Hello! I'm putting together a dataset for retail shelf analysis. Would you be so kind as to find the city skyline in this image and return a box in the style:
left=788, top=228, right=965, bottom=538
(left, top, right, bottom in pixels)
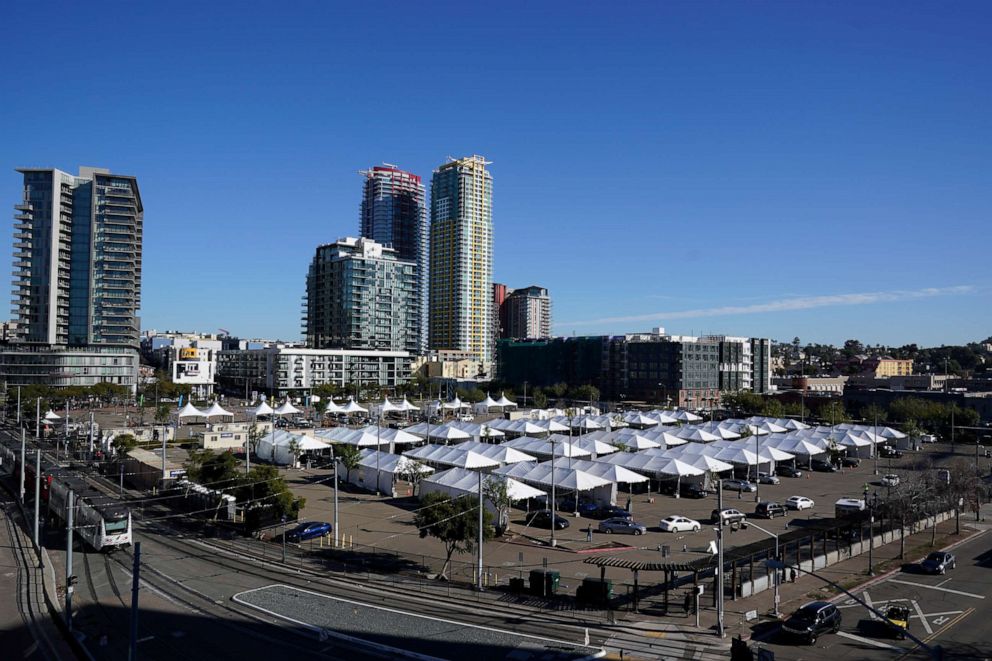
left=2, top=3, right=989, bottom=347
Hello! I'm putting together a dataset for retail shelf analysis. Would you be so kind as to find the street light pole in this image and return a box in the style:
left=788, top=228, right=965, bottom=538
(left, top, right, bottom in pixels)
left=742, top=519, right=780, bottom=617
left=477, top=469, right=484, bottom=590
left=550, top=435, right=557, bottom=548
left=333, top=448, right=339, bottom=548
left=715, top=524, right=725, bottom=638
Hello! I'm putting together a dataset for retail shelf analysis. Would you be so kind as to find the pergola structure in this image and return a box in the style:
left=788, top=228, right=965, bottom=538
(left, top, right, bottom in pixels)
left=583, top=556, right=701, bottom=613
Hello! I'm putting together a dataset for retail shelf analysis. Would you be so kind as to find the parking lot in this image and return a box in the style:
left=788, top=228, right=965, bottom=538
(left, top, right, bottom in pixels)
left=752, top=528, right=992, bottom=659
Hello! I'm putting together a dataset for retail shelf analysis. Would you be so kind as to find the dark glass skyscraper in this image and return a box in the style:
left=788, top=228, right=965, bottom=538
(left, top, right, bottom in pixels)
left=360, top=165, right=427, bottom=354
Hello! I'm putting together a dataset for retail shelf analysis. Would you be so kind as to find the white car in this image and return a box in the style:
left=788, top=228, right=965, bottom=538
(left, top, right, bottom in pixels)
left=881, top=474, right=900, bottom=487
left=659, top=515, right=701, bottom=533
left=786, top=496, right=815, bottom=510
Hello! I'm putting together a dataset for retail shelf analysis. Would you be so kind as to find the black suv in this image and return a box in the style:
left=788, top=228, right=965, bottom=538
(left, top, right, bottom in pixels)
left=778, top=465, right=803, bottom=478
left=879, top=446, right=904, bottom=459
left=754, top=501, right=787, bottom=519
left=525, top=510, right=570, bottom=530
left=810, top=459, right=838, bottom=473
left=781, top=601, right=842, bottom=644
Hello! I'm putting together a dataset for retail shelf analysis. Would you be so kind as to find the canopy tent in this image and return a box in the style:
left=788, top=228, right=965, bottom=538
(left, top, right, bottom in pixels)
left=674, top=427, right=723, bottom=443
left=452, top=441, right=537, bottom=465
left=340, top=398, right=368, bottom=414
left=532, top=418, right=570, bottom=434
left=494, top=463, right=615, bottom=505
left=549, top=434, right=619, bottom=458
left=255, top=430, right=329, bottom=465
left=323, top=400, right=345, bottom=415
left=398, top=398, right=420, bottom=412
left=315, top=425, right=421, bottom=448
left=831, top=431, right=876, bottom=458
left=567, top=415, right=605, bottom=432
left=645, top=410, right=680, bottom=426
left=203, top=402, right=233, bottom=419
left=565, top=459, right=650, bottom=485
left=369, top=398, right=404, bottom=417
left=597, top=452, right=705, bottom=491
left=670, top=409, right=704, bottom=423
left=693, top=422, right=741, bottom=440
left=681, top=453, right=735, bottom=474
left=610, top=431, right=662, bottom=451
left=178, top=402, right=207, bottom=419
left=251, top=401, right=274, bottom=417
left=420, top=467, right=544, bottom=509
left=473, top=395, right=501, bottom=413
left=746, top=416, right=808, bottom=431
left=622, top=411, right=660, bottom=428
left=449, top=420, right=505, bottom=443
left=349, top=449, right=435, bottom=495
left=494, top=393, right=517, bottom=408
left=403, top=444, right=502, bottom=470
left=273, top=400, right=301, bottom=416
left=427, top=423, right=472, bottom=443
left=43, top=409, right=61, bottom=421
left=441, top=396, right=469, bottom=411
left=487, top=418, right=549, bottom=438
left=501, top=436, right=593, bottom=460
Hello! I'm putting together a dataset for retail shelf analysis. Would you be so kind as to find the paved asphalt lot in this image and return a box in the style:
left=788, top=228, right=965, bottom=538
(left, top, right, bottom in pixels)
left=751, top=530, right=992, bottom=659
left=234, top=584, right=600, bottom=660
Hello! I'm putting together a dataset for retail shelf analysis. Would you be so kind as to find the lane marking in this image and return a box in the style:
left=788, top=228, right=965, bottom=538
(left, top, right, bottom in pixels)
left=923, top=608, right=974, bottom=644
left=885, top=579, right=986, bottom=599
left=910, top=599, right=932, bottom=635
left=836, top=631, right=900, bottom=650
left=907, top=610, right=962, bottom=620
left=935, top=578, right=951, bottom=587
left=863, top=589, right=875, bottom=619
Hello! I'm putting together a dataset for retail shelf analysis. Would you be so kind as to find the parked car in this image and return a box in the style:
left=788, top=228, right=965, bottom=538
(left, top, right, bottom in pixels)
left=711, top=508, right=746, bottom=526
left=778, top=465, right=803, bottom=478
left=285, top=521, right=332, bottom=542
left=840, top=456, right=861, bottom=468
left=659, top=515, right=701, bottom=533
left=754, top=501, right=787, bottom=519
left=526, top=510, right=570, bottom=530
left=881, top=474, right=900, bottom=487
left=556, top=496, right=598, bottom=515
left=810, top=459, right=838, bottom=473
left=679, top=483, right=710, bottom=499
left=781, top=601, right=842, bottom=644
left=879, top=446, right=904, bottom=459
left=721, top=479, right=757, bottom=493
left=786, top=495, right=815, bottom=510
left=588, top=505, right=633, bottom=520
left=757, top=472, right=780, bottom=485
left=598, top=517, right=647, bottom=535
left=920, top=551, right=956, bottom=574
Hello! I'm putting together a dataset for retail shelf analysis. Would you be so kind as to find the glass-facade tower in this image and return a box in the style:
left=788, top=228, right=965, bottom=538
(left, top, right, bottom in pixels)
left=360, top=165, right=427, bottom=354
left=428, top=155, right=493, bottom=365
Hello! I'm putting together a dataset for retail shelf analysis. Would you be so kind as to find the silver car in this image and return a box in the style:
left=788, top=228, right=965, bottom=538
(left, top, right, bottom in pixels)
left=598, top=517, right=647, bottom=535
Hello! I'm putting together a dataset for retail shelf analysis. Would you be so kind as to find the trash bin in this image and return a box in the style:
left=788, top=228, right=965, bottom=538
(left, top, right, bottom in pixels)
left=529, top=569, right=560, bottom=596
left=509, top=577, right=526, bottom=594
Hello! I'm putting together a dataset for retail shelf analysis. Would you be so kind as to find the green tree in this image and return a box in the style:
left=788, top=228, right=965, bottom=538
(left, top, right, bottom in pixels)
left=111, top=433, right=138, bottom=456
left=414, top=492, right=494, bottom=580
left=531, top=388, right=548, bottom=409
left=335, top=444, right=362, bottom=483
left=483, top=476, right=511, bottom=535
left=185, top=450, right=239, bottom=487
left=862, top=404, right=888, bottom=424
left=569, top=384, right=600, bottom=404
left=818, top=400, right=849, bottom=425
left=761, top=399, right=785, bottom=417
left=154, top=403, right=172, bottom=425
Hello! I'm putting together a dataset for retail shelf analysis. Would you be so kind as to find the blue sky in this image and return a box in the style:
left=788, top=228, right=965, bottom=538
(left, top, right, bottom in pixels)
left=2, top=2, right=989, bottom=346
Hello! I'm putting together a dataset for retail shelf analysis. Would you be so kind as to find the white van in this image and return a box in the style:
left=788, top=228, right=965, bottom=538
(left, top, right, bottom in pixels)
left=835, top=498, right=867, bottom=518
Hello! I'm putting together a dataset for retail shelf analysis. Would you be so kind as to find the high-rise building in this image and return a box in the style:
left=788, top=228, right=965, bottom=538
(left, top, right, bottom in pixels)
left=504, top=285, right=552, bottom=339
left=2, top=167, right=143, bottom=391
left=303, top=237, right=418, bottom=354
left=428, top=155, right=493, bottom=367
left=492, top=282, right=509, bottom=344
left=360, top=165, right=427, bottom=353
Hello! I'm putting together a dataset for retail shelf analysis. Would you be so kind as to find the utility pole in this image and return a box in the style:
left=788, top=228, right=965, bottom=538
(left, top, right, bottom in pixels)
left=332, top=450, right=339, bottom=548
left=19, top=428, right=25, bottom=503
left=128, top=542, right=141, bottom=661
left=17, top=385, right=21, bottom=425
left=477, top=469, right=484, bottom=590
left=33, top=450, right=40, bottom=547
left=88, top=411, right=94, bottom=455
left=550, top=436, right=557, bottom=548
left=35, top=397, right=40, bottom=441
left=716, top=478, right=724, bottom=637
left=867, top=499, right=875, bottom=576
left=65, top=490, right=74, bottom=630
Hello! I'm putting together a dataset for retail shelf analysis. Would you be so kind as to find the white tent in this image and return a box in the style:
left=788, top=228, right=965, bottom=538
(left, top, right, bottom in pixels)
left=475, top=394, right=501, bottom=412
left=610, top=432, right=661, bottom=451
left=645, top=410, right=680, bottom=425
left=568, top=416, right=605, bottom=432
left=449, top=420, right=505, bottom=443
left=350, top=449, right=435, bottom=495
left=341, top=398, right=368, bottom=414
left=324, top=400, right=345, bottom=414
left=316, top=425, right=421, bottom=448
left=670, top=409, right=703, bottom=422
left=203, top=402, right=233, bottom=419
left=403, top=444, right=501, bottom=470
left=550, top=434, right=619, bottom=458
left=454, top=441, right=537, bottom=465
left=565, top=459, right=649, bottom=485
left=682, top=454, right=735, bottom=474
left=622, top=411, right=659, bottom=428
left=251, top=401, right=274, bottom=417
left=494, top=463, right=615, bottom=501
left=178, top=402, right=207, bottom=419
left=398, top=398, right=420, bottom=412
left=255, top=430, right=327, bottom=465
left=442, top=396, right=468, bottom=410
left=43, top=409, right=61, bottom=421
left=494, top=393, right=517, bottom=408
left=502, top=436, right=593, bottom=460
left=533, top=418, right=570, bottom=434
left=273, top=400, right=301, bottom=416
left=428, top=423, right=472, bottom=443
left=675, top=427, right=722, bottom=443
left=420, top=467, right=543, bottom=507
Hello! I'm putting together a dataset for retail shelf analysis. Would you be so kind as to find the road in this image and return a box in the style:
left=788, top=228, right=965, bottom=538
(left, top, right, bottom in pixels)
left=751, top=530, right=992, bottom=659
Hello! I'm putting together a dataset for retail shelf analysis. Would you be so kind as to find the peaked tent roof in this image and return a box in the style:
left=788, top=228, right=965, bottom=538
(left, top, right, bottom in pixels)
left=178, top=402, right=207, bottom=418
left=422, top=467, right=542, bottom=501
left=273, top=400, right=301, bottom=416
left=494, top=393, right=517, bottom=407
left=203, top=402, right=233, bottom=418
left=252, top=401, right=274, bottom=416
left=341, top=398, right=368, bottom=414
left=43, top=409, right=61, bottom=421
left=324, top=400, right=345, bottom=414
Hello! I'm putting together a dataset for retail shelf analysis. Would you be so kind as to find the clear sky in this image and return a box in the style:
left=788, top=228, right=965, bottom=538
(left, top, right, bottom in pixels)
left=2, top=2, right=989, bottom=347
